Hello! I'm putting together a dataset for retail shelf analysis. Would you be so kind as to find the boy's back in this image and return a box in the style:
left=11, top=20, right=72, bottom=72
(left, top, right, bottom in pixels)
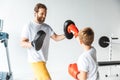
left=77, top=47, right=99, bottom=80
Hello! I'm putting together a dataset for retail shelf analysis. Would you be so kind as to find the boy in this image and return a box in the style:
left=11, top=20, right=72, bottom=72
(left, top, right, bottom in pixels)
left=68, top=27, right=99, bottom=80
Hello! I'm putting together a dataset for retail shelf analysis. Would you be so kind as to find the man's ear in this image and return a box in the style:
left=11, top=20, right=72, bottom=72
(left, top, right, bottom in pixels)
left=34, top=12, right=37, bottom=17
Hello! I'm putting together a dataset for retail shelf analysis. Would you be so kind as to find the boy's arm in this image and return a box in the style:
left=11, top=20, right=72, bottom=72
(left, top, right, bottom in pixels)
left=77, top=71, right=87, bottom=80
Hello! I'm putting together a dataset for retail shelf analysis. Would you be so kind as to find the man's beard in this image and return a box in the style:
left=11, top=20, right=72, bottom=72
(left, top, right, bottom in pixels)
left=37, top=17, right=45, bottom=23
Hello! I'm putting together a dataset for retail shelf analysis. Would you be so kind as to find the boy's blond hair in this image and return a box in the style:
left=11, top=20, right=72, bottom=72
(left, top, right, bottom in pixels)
left=78, top=27, right=94, bottom=46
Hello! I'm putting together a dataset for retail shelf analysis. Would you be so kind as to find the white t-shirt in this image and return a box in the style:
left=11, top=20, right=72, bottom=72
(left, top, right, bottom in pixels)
left=77, top=47, right=99, bottom=80
left=21, top=21, right=54, bottom=63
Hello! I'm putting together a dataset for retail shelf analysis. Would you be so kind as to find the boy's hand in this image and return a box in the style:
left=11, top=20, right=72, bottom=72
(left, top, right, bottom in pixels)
left=68, top=63, right=80, bottom=79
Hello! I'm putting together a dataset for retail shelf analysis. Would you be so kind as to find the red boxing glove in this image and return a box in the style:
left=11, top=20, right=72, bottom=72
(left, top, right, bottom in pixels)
left=64, top=20, right=79, bottom=39
left=68, top=63, right=80, bottom=79
left=67, top=24, right=79, bottom=38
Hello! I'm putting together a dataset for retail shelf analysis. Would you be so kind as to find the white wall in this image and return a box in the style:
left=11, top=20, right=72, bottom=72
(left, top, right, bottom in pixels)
left=0, top=0, right=120, bottom=80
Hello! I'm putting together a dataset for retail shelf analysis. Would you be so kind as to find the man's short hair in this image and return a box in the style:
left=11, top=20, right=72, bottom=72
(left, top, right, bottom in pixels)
left=34, top=3, right=47, bottom=12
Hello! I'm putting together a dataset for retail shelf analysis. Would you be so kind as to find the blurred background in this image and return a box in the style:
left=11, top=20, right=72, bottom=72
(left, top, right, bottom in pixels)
left=0, top=0, right=120, bottom=80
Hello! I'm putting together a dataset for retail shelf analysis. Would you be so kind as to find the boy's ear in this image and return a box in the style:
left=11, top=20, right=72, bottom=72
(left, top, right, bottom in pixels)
left=76, top=37, right=82, bottom=44
left=80, top=39, right=83, bottom=44
left=76, top=37, right=79, bottom=42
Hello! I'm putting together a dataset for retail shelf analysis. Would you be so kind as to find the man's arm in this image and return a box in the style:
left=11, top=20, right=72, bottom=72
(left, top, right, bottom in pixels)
left=20, top=37, right=32, bottom=48
left=51, top=33, right=65, bottom=41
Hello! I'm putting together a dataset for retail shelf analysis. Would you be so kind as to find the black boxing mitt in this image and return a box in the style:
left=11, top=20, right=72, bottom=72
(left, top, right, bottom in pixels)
left=31, top=30, right=46, bottom=51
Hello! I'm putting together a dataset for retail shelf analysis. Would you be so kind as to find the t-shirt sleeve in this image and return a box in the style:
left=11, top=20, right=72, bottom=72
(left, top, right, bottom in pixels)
left=49, top=26, right=55, bottom=36
left=77, top=55, right=89, bottom=72
left=50, top=30, right=55, bottom=36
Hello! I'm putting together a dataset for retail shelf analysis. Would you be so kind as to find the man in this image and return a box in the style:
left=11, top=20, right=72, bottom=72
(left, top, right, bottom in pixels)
left=20, top=3, right=65, bottom=80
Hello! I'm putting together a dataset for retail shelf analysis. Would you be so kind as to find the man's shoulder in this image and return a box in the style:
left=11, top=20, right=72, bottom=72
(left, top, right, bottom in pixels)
left=42, top=23, right=50, bottom=27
